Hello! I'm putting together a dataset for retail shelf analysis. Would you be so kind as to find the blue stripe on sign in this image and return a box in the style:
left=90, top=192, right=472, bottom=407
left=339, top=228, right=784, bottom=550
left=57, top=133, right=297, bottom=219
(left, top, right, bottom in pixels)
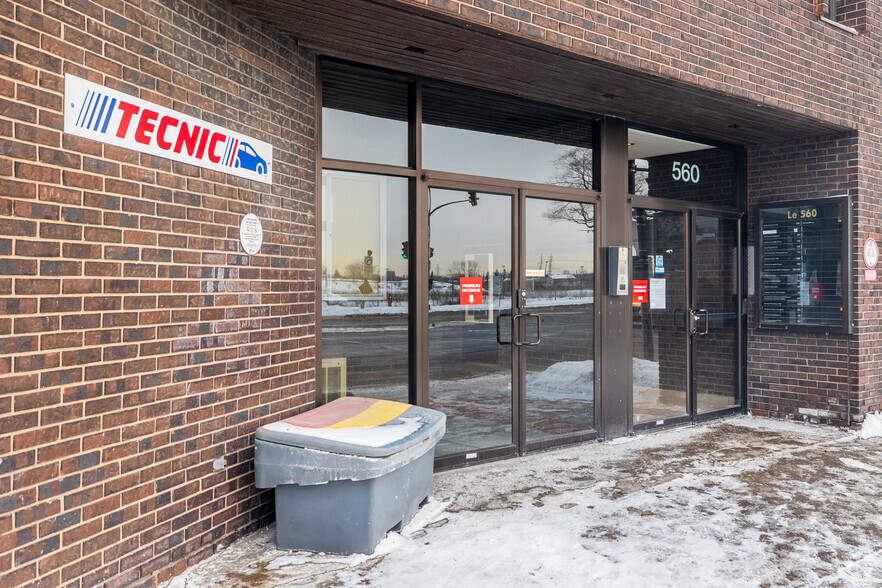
left=85, top=93, right=102, bottom=129
left=83, top=92, right=98, bottom=128
left=222, top=139, right=232, bottom=167
left=76, top=90, right=93, bottom=127
left=92, top=95, right=109, bottom=131
left=100, top=98, right=117, bottom=134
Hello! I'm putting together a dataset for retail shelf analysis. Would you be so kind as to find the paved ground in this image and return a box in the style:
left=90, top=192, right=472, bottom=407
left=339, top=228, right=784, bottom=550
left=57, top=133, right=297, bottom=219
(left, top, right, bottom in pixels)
left=164, top=416, right=882, bottom=587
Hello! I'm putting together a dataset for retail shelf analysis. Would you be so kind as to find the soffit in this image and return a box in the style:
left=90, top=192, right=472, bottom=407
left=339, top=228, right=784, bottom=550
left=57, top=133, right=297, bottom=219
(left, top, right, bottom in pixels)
left=233, top=0, right=850, bottom=145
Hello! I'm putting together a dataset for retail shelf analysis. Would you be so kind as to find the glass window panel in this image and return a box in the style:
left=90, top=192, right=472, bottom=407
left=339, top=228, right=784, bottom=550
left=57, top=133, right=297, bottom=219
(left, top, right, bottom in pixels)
left=524, top=197, right=595, bottom=443
left=321, top=170, right=409, bottom=404
left=695, top=215, right=741, bottom=413
left=427, top=189, right=513, bottom=457
left=628, top=128, right=738, bottom=206
left=321, top=62, right=409, bottom=166
left=423, top=82, right=596, bottom=188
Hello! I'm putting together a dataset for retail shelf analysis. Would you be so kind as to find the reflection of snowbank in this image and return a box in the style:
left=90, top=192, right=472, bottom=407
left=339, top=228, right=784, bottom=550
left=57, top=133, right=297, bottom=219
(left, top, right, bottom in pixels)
left=346, top=358, right=659, bottom=404
left=323, top=295, right=594, bottom=317
left=528, top=360, right=593, bottom=401
left=529, top=358, right=659, bottom=402
left=633, top=358, right=661, bottom=404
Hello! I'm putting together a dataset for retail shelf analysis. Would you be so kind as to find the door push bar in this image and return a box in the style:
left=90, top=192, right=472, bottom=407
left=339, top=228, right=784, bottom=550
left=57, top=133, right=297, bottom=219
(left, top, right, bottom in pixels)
left=495, top=312, right=543, bottom=346
left=690, top=309, right=709, bottom=335
left=496, top=312, right=513, bottom=345
left=513, top=313, right=542, bottom=346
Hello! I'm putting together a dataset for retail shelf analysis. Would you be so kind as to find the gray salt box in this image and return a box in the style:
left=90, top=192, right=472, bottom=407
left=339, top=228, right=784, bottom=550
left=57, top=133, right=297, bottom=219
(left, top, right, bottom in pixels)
left=254, top=397, right=446, bottom=554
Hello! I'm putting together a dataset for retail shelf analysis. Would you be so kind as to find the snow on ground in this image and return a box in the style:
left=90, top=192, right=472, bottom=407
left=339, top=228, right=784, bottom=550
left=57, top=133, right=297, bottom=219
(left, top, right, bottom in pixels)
left=163, top=416, right=882, bottom=588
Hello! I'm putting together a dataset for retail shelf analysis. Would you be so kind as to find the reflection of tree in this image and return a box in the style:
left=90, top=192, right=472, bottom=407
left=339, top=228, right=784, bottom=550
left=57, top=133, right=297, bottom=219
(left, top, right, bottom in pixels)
left=551, top=148, right=594, bottom=190
left=544, top=201, right=594, bottom=232
left=547, top=148, right=595, bottom=232
left=446, top=260, right=479, bottom=278
left=341, top=260, right=377, bottom=281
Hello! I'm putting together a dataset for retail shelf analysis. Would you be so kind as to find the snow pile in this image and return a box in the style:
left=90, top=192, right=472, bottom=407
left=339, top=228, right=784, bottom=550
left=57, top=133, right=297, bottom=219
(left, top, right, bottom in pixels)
left=858, top=411, right=882, bottom=439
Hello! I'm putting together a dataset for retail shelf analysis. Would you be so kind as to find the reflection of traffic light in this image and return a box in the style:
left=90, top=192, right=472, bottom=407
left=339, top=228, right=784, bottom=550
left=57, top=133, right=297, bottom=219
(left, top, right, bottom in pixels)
left=401, top=241, right=408, bottom=259
left=468, top=192, right=478, bottom=207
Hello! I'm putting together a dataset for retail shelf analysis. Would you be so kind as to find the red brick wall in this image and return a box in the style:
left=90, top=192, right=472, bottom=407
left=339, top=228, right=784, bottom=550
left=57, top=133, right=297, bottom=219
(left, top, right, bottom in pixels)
left=747, top=134, right=859, bottom=426
left=404, top=0, right=878, bottom=130
left=836, top=0, right=866, bottom=30
left=854, top=127, right=882, bottom=419
left=0, top=1, right=316, bottom=586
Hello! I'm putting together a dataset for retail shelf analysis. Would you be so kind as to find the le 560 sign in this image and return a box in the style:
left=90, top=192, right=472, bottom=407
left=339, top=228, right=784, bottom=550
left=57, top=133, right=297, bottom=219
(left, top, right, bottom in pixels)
left=671, top=161, right=700, bottom=184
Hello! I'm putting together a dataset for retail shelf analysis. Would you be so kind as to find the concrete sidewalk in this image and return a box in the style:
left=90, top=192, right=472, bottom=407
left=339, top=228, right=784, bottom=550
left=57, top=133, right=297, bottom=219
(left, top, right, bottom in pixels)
left=164, top=416, right=882, bottom=587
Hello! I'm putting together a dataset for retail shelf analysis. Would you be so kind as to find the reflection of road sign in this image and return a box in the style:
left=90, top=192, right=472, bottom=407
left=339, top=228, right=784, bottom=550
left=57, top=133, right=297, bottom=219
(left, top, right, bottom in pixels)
left=364, top=255, right=373, bottom=266
left=358, top=280, right=373, bottom=295
left=460, top=277, right=483, bottom=305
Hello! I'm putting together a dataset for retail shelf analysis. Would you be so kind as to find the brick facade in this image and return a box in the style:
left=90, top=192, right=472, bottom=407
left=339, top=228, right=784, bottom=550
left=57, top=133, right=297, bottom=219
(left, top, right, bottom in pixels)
left=747, top=135, right=859, bottom=425
left=2, top=0, right=881, bottom=586
left=395, top=0, right=881, bottom=421
left=1, top=1, right=316, bottom=586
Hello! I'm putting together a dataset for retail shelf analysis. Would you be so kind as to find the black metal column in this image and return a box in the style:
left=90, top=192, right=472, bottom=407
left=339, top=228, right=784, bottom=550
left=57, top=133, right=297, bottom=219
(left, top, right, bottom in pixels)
left=598, top=117, right=632, bottom=440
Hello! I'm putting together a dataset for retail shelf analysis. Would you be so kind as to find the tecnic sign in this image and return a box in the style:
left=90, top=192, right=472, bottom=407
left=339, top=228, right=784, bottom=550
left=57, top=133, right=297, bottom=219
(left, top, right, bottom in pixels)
left=64, top=74, right=273, bottom=184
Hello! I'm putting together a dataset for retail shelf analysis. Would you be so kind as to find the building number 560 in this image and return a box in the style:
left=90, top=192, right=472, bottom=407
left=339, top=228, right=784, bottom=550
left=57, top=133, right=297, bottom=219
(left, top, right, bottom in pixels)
left=671, top=161, right=700, bottom=184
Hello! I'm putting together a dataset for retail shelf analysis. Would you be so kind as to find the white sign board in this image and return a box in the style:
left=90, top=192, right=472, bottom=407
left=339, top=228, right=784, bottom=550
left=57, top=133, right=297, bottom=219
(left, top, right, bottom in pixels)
left=649, top=278, right=666, bottom=310
left=864, top=238, right=877, bottom=269
left=64, top=74, right=273, bottom=184
left=240, top=213, right=263, bottom=255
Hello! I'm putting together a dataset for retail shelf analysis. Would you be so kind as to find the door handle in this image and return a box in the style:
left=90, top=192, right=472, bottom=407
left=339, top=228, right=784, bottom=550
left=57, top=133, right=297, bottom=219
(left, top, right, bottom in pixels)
left=690, top=309, right=709, bottom=335
left=496, top=312, right=513, bottom=345
left=513, top=313, right=542, bottom=347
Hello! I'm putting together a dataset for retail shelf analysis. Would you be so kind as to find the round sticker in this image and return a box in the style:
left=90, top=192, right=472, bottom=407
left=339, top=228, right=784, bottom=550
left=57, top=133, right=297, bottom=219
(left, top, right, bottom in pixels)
left=240, top=213, right=263, bottom=255
left=864, top=238, right=877, bottom=269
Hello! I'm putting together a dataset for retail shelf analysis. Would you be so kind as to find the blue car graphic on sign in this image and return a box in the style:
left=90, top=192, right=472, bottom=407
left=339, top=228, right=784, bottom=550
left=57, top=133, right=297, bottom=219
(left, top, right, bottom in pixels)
left=234, top=142, right=268, bottom=175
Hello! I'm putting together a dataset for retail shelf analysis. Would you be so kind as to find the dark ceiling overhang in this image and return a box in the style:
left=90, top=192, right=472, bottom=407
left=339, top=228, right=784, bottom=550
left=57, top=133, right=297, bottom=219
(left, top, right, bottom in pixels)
left=233, top=0, right=850, bottom=145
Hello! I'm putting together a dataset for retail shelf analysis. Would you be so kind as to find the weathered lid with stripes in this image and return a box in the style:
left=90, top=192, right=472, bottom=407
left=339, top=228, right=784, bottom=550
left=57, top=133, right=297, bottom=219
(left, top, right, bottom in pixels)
left=256, top=397, right=446, bottom=457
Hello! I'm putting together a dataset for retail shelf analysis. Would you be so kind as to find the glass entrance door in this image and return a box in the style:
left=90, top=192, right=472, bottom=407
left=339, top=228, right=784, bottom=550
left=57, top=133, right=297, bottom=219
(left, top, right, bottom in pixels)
left=692, top=213, right=741, bottom=415
left=631, top=206, right=742, bottom=429
left=427, top=186, right=598, bottom=464
left=523, top=196, right=596, bottom=449
left=428, top=188, right=515, bottom=459
left=631, top=208, right=690, bottom=426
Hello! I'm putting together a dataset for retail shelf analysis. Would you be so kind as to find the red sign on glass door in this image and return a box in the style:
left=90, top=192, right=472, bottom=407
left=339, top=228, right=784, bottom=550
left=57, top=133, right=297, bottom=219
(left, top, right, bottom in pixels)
left=460, top=277, right=483, bottom=305
left=633, top=280, right=648, bottom=304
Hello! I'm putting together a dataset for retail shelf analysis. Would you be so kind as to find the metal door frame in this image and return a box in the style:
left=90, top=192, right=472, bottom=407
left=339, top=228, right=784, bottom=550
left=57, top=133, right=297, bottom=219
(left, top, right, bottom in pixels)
left=421, top=177, right=520, bottom=469
left=520, top=188, right=601, bottom=454
left=630, top=199, right=745, bottom=433
left=690, top=206, right=746, bottom=424
left=423, top=174, right=601, bottom=467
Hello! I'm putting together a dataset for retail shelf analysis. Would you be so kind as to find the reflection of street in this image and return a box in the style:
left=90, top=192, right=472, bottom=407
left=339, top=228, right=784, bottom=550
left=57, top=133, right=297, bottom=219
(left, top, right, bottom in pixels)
left=322, top=305, right=597, bottom=385
left=323, top=301, right=600, bottom=455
